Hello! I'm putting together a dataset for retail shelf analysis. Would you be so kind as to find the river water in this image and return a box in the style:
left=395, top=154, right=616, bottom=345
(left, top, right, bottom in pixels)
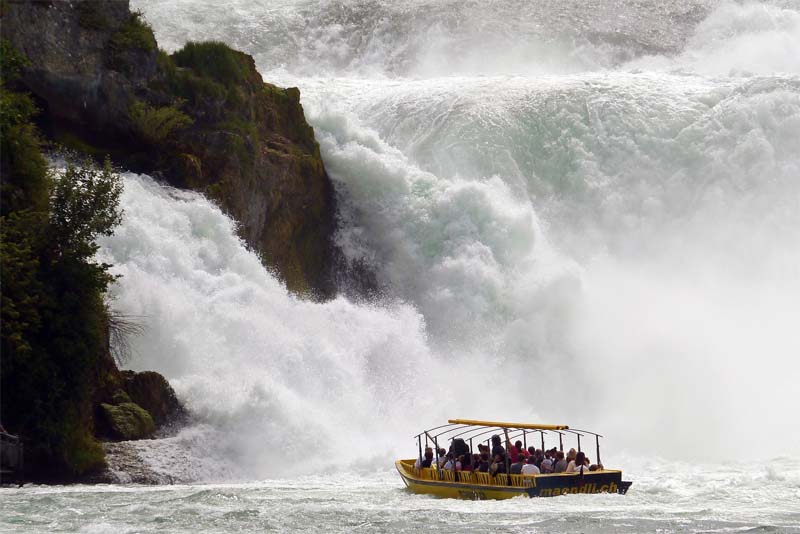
left=3, top=457, right=800, bottom=532
left=4, top=0, right=800, bottom=531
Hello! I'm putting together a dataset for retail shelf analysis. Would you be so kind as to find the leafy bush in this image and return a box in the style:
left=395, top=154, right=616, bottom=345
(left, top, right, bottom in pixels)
left=50, top=157, right=123, bottom=263
left=172, top=41, right=251, bottom=86
left=106, top=11, right=157, bottom=72
left=76, top=2, right=109, bottom=30
left=128, top=100, right=193, bottom=145
left=1, top=38, right=28, bottom=82
left=1, top=39, right=125, bottom=481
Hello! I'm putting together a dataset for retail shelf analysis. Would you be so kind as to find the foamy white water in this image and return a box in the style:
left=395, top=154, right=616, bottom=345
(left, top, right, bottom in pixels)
left=6, top=0, right=800, bottom=531
left=2, top=457, right=800, bottom=533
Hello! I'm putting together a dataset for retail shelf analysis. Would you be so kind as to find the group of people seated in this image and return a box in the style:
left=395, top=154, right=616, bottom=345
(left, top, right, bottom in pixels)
left=415, top=431, right=603, bottom=476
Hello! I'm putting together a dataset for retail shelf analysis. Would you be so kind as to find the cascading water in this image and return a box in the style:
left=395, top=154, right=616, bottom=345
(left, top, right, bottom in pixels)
left=94, top=0, right=800, bottom=480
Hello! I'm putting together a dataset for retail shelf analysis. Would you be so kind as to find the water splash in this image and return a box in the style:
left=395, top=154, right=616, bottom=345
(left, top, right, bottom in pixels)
left=112, top=0, right=800, bottom=478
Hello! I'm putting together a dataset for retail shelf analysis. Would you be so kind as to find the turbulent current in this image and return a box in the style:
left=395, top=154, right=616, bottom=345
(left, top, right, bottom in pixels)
left=5, top=0, right=800, bottom=532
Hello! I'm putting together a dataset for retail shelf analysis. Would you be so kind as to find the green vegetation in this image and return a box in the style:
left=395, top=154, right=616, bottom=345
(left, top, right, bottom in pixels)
left=128, top=100, right=193, bottom=145
left=1, top=41, right=123, bottom=479
left=172, top=41, right=251, bottom=86
left=76, top=2, right=109, bottom=30
left=106, top=10, right=157, bottom=72
left=99, top=402, right=155, bottom=440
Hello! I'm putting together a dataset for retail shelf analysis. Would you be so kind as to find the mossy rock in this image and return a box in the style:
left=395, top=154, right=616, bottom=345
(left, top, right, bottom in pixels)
left=122, top=371, right=184, bottom=427
left=99, top=402, right=155, bottom=440
left=111, top=389, right=132, bottom=405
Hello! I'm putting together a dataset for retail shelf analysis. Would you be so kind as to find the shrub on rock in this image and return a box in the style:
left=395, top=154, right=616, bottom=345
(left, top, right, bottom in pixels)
left=99, top=402, right=155, bottom=441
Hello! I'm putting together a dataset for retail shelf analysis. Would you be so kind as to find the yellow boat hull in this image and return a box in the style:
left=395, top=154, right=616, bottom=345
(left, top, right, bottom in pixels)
left=395, top=459, right=631, bottom=500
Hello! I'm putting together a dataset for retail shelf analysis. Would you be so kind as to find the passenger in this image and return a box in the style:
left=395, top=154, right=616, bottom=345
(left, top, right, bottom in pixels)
left=521, top=455, right=541, bottom=475
left=528, top=446, right=536, bottom=457
left=565, top=448, right=577, bottom=472
left=443, top=453, right=461, bottom=471
left=509, top=455, right=525, bottom=475
left=567, top=451, right=587, bottom=473
left=415, top=447, right=434, bottom=468
left=554, top=451, right=568, bottom=473
left=477, top=452, right=490, bottom=473
left=489, top=453, right=507, bottom=475
left=534, top=449, right=544, bottom=468
left=491, top=435, right=506, bottom=459
left=471, top=453, right=481, bottom=471
left=436, top=448, right=447, bottom=467
left=457, top=455, right=467, bottom=471
left=502, top=431, right=522, bottom=463
left=539, top=457, right=554, bottom=474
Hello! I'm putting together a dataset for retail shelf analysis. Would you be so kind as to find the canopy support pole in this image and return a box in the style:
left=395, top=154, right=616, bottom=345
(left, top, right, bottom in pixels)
left=596, top=434, right=601, bottom=466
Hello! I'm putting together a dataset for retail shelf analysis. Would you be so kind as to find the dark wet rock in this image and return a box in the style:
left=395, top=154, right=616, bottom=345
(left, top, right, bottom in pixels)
left=121, top=370, right=185, bottom=427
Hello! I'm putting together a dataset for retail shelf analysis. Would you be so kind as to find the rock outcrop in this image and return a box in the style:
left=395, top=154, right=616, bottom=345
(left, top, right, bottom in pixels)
left=120, top=370, right=185, bottom=427
left=98, top=402, right=156, bottom=441
left=2, top=0, right=337, bottom=296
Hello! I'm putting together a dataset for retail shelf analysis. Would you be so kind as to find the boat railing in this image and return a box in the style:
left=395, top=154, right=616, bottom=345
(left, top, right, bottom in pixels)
left=0, top=429, right=24, bottom=486
left=473, top=471, right=491, bottom=485
left=456, top=471, right=473, bottom=483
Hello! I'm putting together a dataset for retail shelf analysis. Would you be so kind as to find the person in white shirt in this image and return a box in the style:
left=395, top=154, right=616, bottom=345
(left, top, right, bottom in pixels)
left=567, top=451, right=588, bottom=473
left=443, top=454, right=461, bottom=471
left=521, top=456, right=540, bottom=475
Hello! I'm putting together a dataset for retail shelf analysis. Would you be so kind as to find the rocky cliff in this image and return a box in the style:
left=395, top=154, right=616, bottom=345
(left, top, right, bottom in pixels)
left=2, top=0, right=337, bottom=296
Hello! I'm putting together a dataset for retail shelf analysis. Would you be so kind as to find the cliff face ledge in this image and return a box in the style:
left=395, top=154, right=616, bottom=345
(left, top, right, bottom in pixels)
left=3, top=0, right=336, bottom=296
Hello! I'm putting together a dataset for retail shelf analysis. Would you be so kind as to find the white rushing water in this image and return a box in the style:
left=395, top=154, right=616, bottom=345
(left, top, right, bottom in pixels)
left=5, top=0, right=800, bottom=532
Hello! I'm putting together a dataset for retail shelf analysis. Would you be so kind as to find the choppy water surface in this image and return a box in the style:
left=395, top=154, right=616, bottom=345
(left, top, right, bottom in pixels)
left=3, top=458, right=800, bottom=533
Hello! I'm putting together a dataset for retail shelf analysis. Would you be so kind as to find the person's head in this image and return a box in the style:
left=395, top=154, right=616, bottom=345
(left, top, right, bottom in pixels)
left=556, top=451, right=565, bottom=460
left=575, top=451, right=586, bottom=466
left=527, top=455, right=537, bottom=464
left=589, top=464, right=598, bottom=471
left=528, top=446, right=536, bottom=456
left=515, top=440, right=523, bottom=450
left=439, top=448, right=446, bottom=457
left=446, top=452, right=454, bottom=460
left=567, top=448, right=577, bottom=461
left=535, top=449, right=543, bottom=458
left=424, top=447, right=433, bottom=459
left=478, top=444, right=488, bottom=453
left=544, top=449, right=552, bottom=459
left=481, top=452, right=489, bottom=461
left=491, top=435, right=501, bottom=447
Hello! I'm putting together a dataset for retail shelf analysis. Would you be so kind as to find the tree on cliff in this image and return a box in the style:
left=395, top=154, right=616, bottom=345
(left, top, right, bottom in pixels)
left=1, top=40, right=123, bottom=480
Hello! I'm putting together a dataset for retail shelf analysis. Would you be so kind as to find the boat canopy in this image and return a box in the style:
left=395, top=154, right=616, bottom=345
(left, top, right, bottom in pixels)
left=412, top=419, right=605, bottom=465
left=448, top=419, right=569, bottom=431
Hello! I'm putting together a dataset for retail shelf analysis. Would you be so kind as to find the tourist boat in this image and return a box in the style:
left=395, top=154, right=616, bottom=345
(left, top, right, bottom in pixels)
left=395, top=419, right=632, bottom=499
